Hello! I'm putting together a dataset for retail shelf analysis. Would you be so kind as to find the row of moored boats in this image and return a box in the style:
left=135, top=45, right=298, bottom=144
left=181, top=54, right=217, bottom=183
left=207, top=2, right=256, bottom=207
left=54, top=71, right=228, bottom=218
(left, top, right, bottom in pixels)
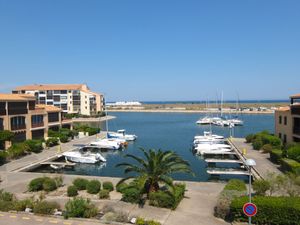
left=193, top=131, right=234, bottom=155
left=196, top=116, right=243, bottom=127
left=62, top=130, right=137, bottom=164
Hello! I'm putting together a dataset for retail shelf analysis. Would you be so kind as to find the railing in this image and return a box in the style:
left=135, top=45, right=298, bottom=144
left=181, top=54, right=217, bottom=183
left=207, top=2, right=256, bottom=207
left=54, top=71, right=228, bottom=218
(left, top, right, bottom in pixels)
left=11, top=124, right=26, bottom=130
left=31, top=122, right=44, bottom=128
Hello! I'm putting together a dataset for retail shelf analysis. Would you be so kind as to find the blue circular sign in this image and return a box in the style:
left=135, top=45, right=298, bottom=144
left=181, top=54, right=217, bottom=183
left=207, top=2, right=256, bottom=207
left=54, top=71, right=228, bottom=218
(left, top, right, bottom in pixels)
left=243, top=203, right=257, bottom=217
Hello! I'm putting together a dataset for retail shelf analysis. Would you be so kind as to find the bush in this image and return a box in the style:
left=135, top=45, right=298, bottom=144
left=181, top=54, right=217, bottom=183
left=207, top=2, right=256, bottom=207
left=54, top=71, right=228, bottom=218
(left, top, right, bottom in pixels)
left=0, top=200, right=15, bottom=211
left=86, top=180, right=101, bottom=194
left=73, top=178, right=89, bottom=190
left=281, top=158, right=300, bottom=173
left=103, top=181, right=114, bottom=192
left=287, top=145, right=300, bottom=163
left=149, top=191, right=174, bottom=209
left=45, top=138, right=59, bottom=147
left=0, top=189, right=14, bottom=201
left=252, top=137, right=263, bottom=150
left=121, top=188, right=141, bottom=204
left=0, top=151, right=7, bottom=164
left=245, top=134, right=254, bottom=143
left=43, top=177, right=57, bottom=192
left=253, top=179, right=271, bottom=196
left=116, top=182, right=128, bottom=193
left=270, top=149, right=283, bottom=164
left=28, top=177, right=47, bottom=192
left=99, top=189, right=110, bottom=199
left=136, top=218, right=161, bottom=225
left=67, top=185, right=78, bottom=197
left=172, top=183, right=186, bottom=209
left=33, top=201, right=60, bottom=215
left=65, top=197, right=98, bottom=218
left=224, top=179, right=246, bottom=191
left=24, top=139, right=43, bottom=153
left=214, top=190, right=245, bottom=220
left=14, top=198, right=34, bottom=211
left=0, top=130, right=14, bottom=143
left=229, top=196, right=300, bottom=225
left=262, top=144, right=273, bottom=153
left=7, top=143, right=30, bottom=159
left=58, top=134, right=69, bottom=143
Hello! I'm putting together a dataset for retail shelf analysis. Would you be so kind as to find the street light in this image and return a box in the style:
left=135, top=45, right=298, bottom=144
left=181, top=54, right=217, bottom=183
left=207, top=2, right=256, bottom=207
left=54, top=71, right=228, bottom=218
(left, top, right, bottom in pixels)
left=245, top=158, right=256, bottom=225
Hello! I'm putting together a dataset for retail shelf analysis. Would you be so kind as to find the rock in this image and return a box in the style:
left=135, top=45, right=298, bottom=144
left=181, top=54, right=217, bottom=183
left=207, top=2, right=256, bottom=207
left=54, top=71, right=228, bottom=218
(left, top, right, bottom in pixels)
left=130, top=217, right=137, bottom=224
left=54, top=209, right=63, bottom=216
left=25, top=208, right=32, bottom=213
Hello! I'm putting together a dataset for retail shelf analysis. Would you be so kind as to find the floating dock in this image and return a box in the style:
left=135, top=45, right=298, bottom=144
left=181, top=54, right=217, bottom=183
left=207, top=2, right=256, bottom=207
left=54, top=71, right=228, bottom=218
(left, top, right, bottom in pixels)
left=40, top=162, right=76, bottom=167
left=207, top=169, right=249, bottom=176
left=205, top=159, right=243, bottom=164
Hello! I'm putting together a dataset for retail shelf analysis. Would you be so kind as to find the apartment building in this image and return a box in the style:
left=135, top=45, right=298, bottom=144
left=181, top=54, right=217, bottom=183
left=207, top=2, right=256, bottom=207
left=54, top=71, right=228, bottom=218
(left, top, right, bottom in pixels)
left=12, top=84, right=104, bottom=116
left=0, top=93, right=72, bottom=149
left=275, top=93, right=300, bottom=144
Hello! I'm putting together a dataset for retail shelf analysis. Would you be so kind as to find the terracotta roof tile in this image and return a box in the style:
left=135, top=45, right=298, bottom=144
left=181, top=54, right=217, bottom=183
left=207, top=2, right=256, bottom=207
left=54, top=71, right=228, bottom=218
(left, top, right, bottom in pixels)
left=0, top=93, right=35, bottom=101
left=14, top=84, right=87, bottom=91
left=276, top=106, right=290, bottom=112
left=291, top=93, right=300, bottom=98
left=36, top=104, right=62, bottom=112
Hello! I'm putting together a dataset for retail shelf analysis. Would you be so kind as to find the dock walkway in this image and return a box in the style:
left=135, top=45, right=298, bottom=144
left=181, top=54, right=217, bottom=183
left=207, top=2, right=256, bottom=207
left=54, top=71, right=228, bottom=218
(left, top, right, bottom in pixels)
left=229, top=138, right=283, bottom=179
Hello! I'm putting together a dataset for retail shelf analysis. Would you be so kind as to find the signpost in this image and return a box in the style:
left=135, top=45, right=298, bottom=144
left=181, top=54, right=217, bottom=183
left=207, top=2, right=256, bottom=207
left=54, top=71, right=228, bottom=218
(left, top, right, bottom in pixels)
left=243, top=202, right=257, bottom=224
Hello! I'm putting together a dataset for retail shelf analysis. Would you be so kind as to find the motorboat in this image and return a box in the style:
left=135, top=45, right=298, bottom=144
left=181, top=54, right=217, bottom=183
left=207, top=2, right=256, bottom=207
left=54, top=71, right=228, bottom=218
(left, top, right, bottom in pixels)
left=63, top=148, right=106, bottom=164
left=196, top=117, right=213, bottom=125
left=90, top=138, right=122, bottom=150
left=194, top=131, right=224, bottom=140
left=194, top=143, right=231, bottom=151
left=193, top=138, right=225, bottom=145
left=227, top=118, right=243, bottom=126
left=108, top=129, right=137, bottom=141
left=197, top=148, right=233, bottom=155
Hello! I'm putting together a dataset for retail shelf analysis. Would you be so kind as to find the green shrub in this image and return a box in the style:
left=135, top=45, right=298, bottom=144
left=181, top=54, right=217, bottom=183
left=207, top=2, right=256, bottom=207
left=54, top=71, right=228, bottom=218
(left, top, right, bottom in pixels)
left=252, top=137, right=263, bottom=150
left=14, top=198, right=34, bottom=211
left=103, top=181, right=114, bottom=192
left=0, top=189, right=14, bottom=201
left=0, top=130, right=14, bottom=143
left=262, top=144, right=273, bottom=153
left=121, top=188, right=141, bottom=204
left=86, top=180, right=101, bottom=194
left=270, top=149, right=283, bottom=164
left=7, top=143, right=29, bottom=159
left=99, top=189, right=110, bottom=199
left=214, top=190, right=245, bottom=220
left=33, top=201, right=60, bottom=215
left=45, top=138, right=59, bottom=147
left=28, top=177, right=46, bottom=192
left=245, top=134, right=254, bottom=143
left=149, top=191, right=174, bottom=209
left=65, top=197, right=98, bottom=218
left=0, top=151, right=7, bottom=164
left=261, top=134, right=282, bottom=148
left=224, top=179, right=246, bottom=191
left=24, top=139, right=43, bottom=153
left=229, top=196, right=300, bottom=225
left=43, top=177, right=57, bottom=192
left=73, top=178, right=89, bottom=190
left=136, top=217, right=146, bottom=225
left=116, top=182, right=128, bottom=193
left=0, top=200, right=15, bottom=211
left=172, top=183, right=186, bottom=209
left=287, top=145, right=300, bottom=163
left=146, top=220, right=161, bottom=225
left=253, top=179, right=271, bottom=196
left=281, top=158, right=300, bottom=173
left=58, top=134, right=69, bottom=143
left=67, top=185, right=78, bottom=197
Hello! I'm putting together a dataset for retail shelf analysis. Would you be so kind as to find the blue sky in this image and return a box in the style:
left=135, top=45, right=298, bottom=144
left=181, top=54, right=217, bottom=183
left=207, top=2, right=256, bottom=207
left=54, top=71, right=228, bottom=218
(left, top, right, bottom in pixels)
left=0, top=0, right=299, bottom=101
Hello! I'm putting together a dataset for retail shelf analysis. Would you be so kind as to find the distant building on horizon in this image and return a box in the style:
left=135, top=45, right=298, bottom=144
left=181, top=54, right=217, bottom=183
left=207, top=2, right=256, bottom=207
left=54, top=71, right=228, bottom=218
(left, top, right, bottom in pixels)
left=0, top=93, right=72, bottom=149
left=12, top=84, right=104, bottom=116
left=275, top=93, right=300, bottom=144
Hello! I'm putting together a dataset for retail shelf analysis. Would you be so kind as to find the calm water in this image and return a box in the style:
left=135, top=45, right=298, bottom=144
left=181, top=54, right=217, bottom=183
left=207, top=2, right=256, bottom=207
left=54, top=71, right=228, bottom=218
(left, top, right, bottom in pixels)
left=34, top=112, right=274, bottom=181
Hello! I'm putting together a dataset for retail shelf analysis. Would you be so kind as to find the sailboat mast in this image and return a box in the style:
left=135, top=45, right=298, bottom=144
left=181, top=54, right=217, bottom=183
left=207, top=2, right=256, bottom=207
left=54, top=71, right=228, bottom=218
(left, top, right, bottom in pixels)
left=104, top=97, right=109, bottom=138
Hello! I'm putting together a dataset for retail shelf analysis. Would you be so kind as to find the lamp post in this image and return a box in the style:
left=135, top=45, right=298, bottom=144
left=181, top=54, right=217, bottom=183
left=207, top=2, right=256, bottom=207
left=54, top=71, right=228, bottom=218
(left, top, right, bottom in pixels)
left=245, top=158, right=256, bottom=225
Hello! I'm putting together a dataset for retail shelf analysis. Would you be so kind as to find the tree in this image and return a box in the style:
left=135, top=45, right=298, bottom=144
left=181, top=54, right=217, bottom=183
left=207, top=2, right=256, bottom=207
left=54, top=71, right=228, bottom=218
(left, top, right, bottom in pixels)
left=0, top=130, right=14, bottom=147
left=116, top=148, right=193, bottom=195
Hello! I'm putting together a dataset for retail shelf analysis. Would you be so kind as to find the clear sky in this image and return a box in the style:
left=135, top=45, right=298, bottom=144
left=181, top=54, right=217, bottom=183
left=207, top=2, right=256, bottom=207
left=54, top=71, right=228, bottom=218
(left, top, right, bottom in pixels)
left=0, top=0, right=299, bottom=101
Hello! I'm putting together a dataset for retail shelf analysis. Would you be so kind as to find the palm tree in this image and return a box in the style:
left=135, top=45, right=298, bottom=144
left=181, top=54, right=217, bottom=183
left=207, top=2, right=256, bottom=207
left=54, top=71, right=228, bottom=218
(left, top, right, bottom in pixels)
left=116, top=148, right=193, bottom=194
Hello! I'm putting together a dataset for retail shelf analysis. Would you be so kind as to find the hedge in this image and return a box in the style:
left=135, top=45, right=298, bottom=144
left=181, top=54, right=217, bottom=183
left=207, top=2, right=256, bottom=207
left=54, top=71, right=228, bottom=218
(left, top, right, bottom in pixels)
left=230, top=196, right=300, bottom=225
left=24, top=139, right=43, bottom=153
left=121, top=187, right=141, bottom=204
left=270, top=149, right=283, bottom=164
left=224, top=179, right=246, bottom=192
left=281, top=158, right=300, bottom=173
left=287, top=145, right=300, bottom=163
left=67, top=185, right=78, bottom=197
left=86, top=180, right=101, bottom=194
left=103, top=181, right=114, bottom=192
left=28, top=177, right=59, bottom=192
left=73, top=178, right=89, bottom=190
left=65, top=197, right=98, bottom=218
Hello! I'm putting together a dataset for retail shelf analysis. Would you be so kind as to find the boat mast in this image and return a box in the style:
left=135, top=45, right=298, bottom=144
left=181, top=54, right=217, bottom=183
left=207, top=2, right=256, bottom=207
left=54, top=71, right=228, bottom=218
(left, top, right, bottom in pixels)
left=104, top=97, right=109, bottom=138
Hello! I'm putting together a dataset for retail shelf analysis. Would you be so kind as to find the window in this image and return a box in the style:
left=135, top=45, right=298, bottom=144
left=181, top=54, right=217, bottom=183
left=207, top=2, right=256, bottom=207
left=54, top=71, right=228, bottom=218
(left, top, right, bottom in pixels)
left=60, top=90, right=67, bottom=94
left=54, top=90, right=60, bottom=94
left=53, top=96, right=60, bottom=102
left=283, top=134, right=287, bottom=144
left=279, top=116, right=282, bottom=124
left=279, top=133, right=282, bottom=139
left=284, top=116, right=287, bottom=125
left=10, top=116, right=26, bottom=130
left=48, top=112, right=59, bottom=123
left=39, top=91, right=45, bottom=94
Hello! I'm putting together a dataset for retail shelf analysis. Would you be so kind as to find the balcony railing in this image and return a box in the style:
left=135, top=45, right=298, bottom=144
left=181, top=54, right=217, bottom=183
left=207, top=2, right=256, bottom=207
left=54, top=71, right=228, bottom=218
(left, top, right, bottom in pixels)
left=31, top=122, right=44, bottom=128
left=11, top=124, right=26, bottom=131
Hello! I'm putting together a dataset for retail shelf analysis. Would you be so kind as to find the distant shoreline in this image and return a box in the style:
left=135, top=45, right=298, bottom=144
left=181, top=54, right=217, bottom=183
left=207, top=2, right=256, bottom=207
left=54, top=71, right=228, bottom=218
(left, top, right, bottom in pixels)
left=107, top=109, right=274, bottom=114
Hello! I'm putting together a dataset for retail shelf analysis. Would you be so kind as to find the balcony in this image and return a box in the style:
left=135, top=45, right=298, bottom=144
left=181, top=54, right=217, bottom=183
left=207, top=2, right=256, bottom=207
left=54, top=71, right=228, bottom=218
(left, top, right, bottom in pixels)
left=291, top=105, right=300, bottom=115
left=293, top=126, right=300, bottom=136
left=11, top=124, right=26, bottom=131
left=31, top=122, right=44, bottom=128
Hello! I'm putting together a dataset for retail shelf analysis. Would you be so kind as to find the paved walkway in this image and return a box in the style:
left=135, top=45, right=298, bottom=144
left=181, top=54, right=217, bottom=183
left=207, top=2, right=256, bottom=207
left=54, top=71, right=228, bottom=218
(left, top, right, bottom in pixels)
left=231, top=138, right=282, bottom=179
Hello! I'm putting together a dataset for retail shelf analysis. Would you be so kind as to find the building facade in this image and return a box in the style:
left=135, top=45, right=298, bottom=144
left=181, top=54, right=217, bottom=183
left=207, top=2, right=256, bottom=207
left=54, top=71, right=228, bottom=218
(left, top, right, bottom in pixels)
left=0, top=93, right=72, bottom=149
left=12, top=84, right=104, bottom=116
left=275, top=93, right=300, bottom=144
